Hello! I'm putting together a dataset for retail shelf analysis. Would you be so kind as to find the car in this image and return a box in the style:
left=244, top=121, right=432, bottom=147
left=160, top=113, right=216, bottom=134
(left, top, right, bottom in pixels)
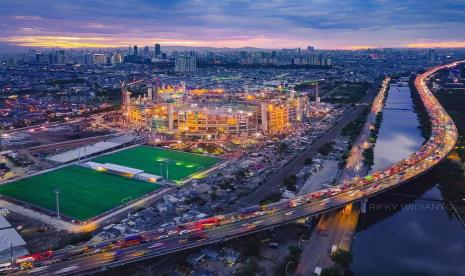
left=178, top=239, right=188, bottom=244
left=269, top=242, right=278, bottom=249
left=285, top=211, right=294, bottom=216
left=148, top=242, right=164, bottom=249
left=28, top=266, right=48, bottom=273
left=330, top=245, right=338, bottom=255
left=179, top=229, right=191, bottom=235
left=131, top=250, right=148, bottom=257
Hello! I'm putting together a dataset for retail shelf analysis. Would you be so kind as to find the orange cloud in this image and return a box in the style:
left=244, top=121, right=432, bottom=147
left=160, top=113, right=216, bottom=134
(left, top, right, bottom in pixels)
left=1, top=36, right=112, bottom=48
left=345, top=45, right=377, bottom=50
left=1, top=35, right=204, bottom=48
left=406, top=41, right=465, bottom=48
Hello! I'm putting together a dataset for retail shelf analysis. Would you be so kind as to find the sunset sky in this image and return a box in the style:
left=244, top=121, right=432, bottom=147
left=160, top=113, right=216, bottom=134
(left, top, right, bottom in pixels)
left=1, top=0, right=465, bottom=50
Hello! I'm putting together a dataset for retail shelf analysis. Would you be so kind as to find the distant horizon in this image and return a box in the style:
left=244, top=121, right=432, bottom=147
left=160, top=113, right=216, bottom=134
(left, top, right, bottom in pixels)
left=1, top=1, right=465, bottom=53
left=2, top=43, right=465, bottom=55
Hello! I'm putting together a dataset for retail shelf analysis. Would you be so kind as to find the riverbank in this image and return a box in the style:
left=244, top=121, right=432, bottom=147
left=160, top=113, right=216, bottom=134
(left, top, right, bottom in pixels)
left=351, top=72, right=465, bottom=276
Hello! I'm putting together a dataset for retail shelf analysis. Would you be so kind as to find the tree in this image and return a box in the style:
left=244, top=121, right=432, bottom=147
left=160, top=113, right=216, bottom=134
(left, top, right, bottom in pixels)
left=288, top=245, right=302, bottom=259
left=318, top=142, right=334, bottom=156
left=236, top=257, right=263, bottom=276
left=330, top=249, right=353, bottom=270
left=274, top=245, right=303, bottom=275
left=283, top=175, right=297, bottom=191
left=304, top=157, right=313, bottom=165
left=279, top=142, right=289, bottom=153
left=321, top=266, right=342, bottom=276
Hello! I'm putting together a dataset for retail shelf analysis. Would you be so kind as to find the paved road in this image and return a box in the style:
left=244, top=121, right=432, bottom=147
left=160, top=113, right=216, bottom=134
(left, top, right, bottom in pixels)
left=11, top=62, right=461, bottom=275
left=295, top=77, right=390, bottom=275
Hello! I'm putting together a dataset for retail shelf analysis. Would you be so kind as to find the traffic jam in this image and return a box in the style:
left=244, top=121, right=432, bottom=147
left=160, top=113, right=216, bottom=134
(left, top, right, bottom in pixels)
left=9, top=62, right=460, bottom=273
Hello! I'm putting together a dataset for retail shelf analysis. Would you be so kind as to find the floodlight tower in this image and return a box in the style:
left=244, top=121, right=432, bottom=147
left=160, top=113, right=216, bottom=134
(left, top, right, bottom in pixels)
left=315, top=82, right=320, bottom=103
left=54, top=187, right=61, bottom=219
left=164, top=160, right=169, bottom=180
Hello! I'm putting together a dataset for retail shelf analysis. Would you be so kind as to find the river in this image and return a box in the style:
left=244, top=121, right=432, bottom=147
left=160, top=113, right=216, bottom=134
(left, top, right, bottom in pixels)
left=350, top=81, right=465, bottom=276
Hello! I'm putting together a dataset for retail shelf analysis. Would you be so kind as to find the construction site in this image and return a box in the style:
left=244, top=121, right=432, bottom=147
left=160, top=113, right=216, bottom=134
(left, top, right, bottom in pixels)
left=121, top=80, right=310, bottom=140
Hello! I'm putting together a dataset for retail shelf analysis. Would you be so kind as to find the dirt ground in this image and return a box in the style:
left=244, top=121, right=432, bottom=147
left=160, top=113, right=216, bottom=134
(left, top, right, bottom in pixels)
left=4, top=211, right=93, bottom=253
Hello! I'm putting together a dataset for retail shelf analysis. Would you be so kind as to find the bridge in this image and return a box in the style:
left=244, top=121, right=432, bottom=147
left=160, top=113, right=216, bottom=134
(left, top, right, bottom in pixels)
left=15, top=61, right=461, bottom=275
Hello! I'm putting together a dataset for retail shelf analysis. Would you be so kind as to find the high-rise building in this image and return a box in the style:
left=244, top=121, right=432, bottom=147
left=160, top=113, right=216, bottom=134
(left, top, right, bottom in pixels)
left=57, top=50, right=67, bottom=64
left=174, top=56, right=197, bottom=72
left=307, top=46, right=315, bottom=52
left=84, top=53, right=92, bottom=65
left=111, top=52, right=123, bottom=65
left=133, top=45, right=138, bottom=56
left=93, top=54, right=107, bottom=65
left=154, top=44, right=161, bottom=57
left=35, top=53, right=45, bottom=63
left=428, top=48, right=436, bottom=63
left=143, top=46, right=149, bottom=57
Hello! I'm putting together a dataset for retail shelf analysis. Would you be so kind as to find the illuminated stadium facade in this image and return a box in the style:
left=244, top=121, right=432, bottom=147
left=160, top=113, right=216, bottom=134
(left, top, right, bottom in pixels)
left=122, top=81, right=308, bottom=138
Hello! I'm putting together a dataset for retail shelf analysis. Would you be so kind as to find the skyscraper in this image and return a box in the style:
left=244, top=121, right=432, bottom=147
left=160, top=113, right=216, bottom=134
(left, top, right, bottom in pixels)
left=143, top=46, right=149, bottom=57
left=111, top=52, right=123, bottom=65
left=174, top=56, right=197, bottom=72
left=133, top=45, right=138, bottom=56
left=428, top=48, right=436, bottom=63
left=154, top=44, right=161, bottom=57
left=93, top=54, right=107, bottom=65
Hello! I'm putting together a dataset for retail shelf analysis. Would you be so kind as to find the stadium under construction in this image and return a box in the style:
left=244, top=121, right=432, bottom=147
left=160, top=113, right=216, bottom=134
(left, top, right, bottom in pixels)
left=122, top=80, right=310, bottom=139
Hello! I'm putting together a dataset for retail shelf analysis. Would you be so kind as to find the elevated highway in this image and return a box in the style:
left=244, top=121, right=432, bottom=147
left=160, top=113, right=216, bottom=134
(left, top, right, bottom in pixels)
left=14, top=61, right=462, bottom=275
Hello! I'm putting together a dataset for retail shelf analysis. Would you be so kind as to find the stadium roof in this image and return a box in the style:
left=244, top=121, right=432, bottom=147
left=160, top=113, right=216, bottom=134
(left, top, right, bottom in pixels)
left=47, top=141, right=120, bottom=163
left=100, top=163, right=144, bottom=175
left=0, top=216, right=11, bottom=230
left=0, top=228, right=27, bottom=252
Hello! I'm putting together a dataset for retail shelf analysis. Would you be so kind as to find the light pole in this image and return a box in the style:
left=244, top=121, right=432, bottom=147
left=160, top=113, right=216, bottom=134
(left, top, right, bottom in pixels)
left=286, top=260, right=295, bottom=276
left=54, top=188, right=61, bottom=219
left=298, top=234, right=306, bottom=248
left=164, top=160, right=169, bottom=180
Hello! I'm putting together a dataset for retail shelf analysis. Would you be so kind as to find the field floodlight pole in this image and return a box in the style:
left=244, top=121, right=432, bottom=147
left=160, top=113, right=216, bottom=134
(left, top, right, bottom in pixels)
left=54, top=188, right=61, bottom=219
left=164, top=160, right=169, bottom=180
left=10, top=243, right=13, bottom=269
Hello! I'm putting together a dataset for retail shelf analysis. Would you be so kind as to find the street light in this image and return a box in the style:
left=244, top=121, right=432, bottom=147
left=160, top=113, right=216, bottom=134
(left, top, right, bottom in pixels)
left=54, top=188, right=61, bottom=219
left=298, top=234, right=307, bottom=248
left=286, top=260, right=295, bottom=276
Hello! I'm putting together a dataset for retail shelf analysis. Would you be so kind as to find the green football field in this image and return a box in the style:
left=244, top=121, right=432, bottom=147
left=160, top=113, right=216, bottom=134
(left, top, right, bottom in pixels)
left=0, top=165, right=160, bottom=221
left=92, top=146, right=221, bottom=181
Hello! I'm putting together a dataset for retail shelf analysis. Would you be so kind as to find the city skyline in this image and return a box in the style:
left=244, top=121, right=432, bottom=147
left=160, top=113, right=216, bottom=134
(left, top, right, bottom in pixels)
left=1, top=0, right=465, bottom=51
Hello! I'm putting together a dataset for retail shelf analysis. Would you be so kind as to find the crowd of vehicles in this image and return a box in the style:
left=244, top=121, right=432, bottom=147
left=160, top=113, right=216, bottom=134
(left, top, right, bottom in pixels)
left=6, top=61, right=462, bottom=273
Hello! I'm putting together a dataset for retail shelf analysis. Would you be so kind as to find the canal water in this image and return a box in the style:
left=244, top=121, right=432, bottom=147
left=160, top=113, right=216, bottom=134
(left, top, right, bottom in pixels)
left=350, top=82, right=465, bottom=276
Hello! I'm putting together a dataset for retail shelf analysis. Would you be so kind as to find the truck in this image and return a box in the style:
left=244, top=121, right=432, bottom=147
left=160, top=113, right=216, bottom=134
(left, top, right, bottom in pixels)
left=330, top=245, right=338, bottom=255
left=89, top=241, right=114, bottom=253
left=16, top=251, right=53, bottom=264
left=116, top=234, right=146, bottom=248
left=239, top=205, right=261, bottom=215
left=112, top=250, right=125, bottom=261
